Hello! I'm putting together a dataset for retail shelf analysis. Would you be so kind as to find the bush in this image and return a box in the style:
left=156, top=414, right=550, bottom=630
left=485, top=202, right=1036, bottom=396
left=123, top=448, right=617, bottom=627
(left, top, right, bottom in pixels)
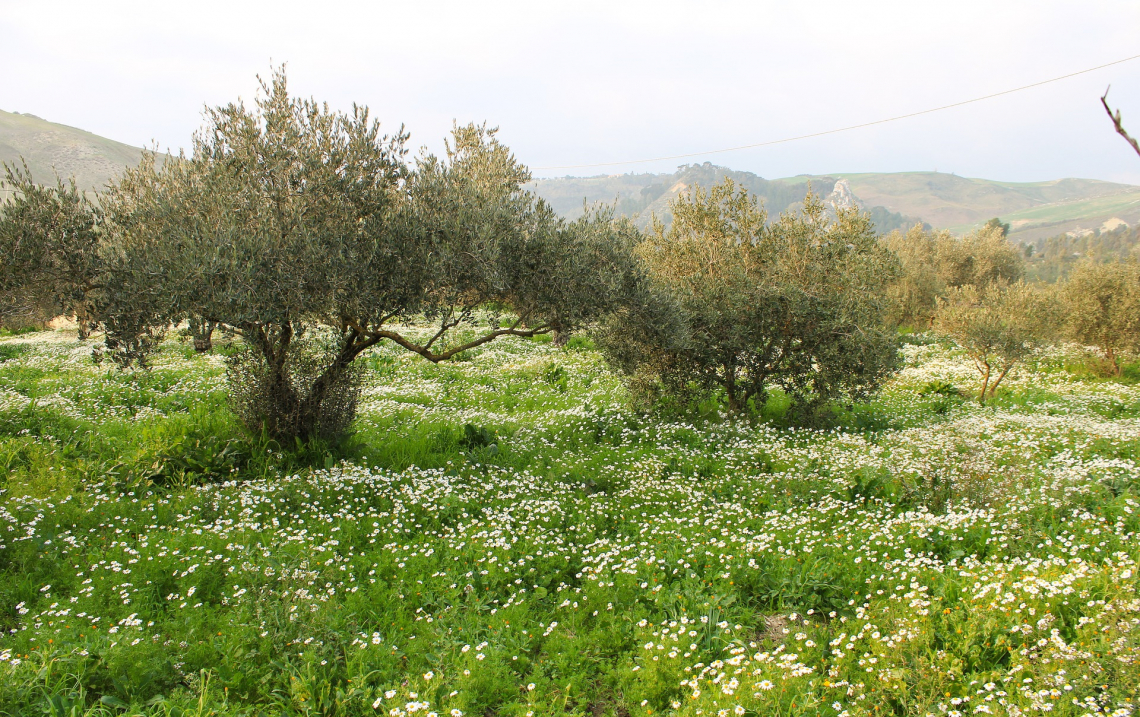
left=917, top=379, right=960, bottom=397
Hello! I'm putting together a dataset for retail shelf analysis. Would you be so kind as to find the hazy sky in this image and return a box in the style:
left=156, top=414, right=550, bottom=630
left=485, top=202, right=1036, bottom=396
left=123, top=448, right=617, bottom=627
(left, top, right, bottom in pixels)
left=4, top=0, right=1140, bottom=182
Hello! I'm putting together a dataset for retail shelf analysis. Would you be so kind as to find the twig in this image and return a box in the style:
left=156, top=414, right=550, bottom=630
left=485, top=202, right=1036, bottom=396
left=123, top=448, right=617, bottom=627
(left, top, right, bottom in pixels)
left=1101, top=86, right=1140, bottom=158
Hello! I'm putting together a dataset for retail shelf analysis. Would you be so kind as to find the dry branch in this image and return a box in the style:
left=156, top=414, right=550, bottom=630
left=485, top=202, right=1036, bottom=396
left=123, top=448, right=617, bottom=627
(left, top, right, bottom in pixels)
left=1102, top=87, right=1140, bottom=158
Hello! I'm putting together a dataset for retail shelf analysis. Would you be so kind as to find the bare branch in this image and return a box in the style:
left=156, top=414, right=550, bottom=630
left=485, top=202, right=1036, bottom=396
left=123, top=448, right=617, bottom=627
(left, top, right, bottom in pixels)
left=423, top=312, right=464, bottom=351
left=1101, top=87, right=1140, bottom=158
left=370, top=324, right=552, bottom=363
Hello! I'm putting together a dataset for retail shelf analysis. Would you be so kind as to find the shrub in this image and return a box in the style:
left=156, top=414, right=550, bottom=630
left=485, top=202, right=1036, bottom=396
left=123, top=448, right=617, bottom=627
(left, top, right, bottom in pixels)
left=917, top=379, right=961, bottom=397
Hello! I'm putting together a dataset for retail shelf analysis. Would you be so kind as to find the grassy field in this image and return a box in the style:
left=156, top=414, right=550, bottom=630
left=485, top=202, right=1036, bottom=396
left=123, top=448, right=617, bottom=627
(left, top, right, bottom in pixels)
left=0, top=327, right=1138, bottom=716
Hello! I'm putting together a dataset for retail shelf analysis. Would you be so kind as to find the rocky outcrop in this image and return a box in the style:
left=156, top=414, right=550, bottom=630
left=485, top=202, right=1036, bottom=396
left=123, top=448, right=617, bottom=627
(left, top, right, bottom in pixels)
left=826, top=178, right=864, bottom=211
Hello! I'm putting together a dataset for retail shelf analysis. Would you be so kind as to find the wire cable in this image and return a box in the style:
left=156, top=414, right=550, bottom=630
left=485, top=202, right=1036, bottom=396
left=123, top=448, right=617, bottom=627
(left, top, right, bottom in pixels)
left=532, top=52, right=1140, bottom=172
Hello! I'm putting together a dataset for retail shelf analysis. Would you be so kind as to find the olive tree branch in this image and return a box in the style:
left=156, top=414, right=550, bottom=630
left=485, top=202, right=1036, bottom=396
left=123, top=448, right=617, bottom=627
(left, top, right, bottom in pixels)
left=370, top=323, right=552, bottom=363
left=1101, top=87, right=1140, bottom=158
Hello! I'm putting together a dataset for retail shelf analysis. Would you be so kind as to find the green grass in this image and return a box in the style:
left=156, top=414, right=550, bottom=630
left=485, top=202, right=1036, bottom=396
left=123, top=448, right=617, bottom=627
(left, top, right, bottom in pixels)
left=0, top=331, right=1137, bottom=716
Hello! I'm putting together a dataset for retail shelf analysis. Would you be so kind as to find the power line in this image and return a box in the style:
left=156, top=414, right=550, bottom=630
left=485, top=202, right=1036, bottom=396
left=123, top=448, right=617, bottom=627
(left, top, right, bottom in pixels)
left=532, top=52, right=1140, bottom=172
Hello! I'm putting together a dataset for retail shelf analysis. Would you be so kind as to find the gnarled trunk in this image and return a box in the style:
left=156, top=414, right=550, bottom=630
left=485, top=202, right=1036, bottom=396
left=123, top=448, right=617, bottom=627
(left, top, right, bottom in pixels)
left=230, top=322, right=365, bottom=442
left=189, top=316, right=217, bottom=353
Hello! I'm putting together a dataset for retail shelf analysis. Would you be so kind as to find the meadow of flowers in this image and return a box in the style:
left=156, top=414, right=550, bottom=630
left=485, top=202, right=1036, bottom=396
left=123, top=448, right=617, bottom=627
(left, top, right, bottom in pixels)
left=0, top=327, right=1137, bottom=716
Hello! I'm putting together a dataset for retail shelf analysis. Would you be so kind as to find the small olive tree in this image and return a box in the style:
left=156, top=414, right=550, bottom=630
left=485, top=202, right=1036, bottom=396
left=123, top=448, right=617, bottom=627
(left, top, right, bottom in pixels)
left=0, top=162, right=103, bottom=336
left=597, top=179, right=901, bottom=417
left=1062, top=260, right=1140, bottom=374
left=103, top=68, right=640, bottom=441
left=934, top=282, right=1054, bottom=403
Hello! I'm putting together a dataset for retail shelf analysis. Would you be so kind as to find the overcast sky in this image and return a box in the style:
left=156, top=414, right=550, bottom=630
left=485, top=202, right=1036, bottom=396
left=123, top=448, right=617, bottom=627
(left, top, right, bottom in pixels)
left=4, top=0, right=1140, bottom=182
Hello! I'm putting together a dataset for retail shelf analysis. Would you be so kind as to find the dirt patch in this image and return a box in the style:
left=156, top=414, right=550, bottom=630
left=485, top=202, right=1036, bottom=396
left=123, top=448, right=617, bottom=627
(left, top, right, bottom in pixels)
left=753, top=614, right=790, bottom=644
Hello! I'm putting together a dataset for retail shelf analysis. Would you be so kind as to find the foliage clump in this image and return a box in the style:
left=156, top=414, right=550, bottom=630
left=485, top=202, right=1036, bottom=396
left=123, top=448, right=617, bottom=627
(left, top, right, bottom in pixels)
left=0, top=162, right=103, bottom=336
left=597, top=179, right=901, bottom=418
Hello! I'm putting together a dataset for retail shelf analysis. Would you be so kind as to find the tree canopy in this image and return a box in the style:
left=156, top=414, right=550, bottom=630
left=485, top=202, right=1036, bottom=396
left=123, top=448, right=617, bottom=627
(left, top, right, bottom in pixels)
left=882, top=223, right=1024, bottom=328
left=1062, top=260, right=1140, bottom=374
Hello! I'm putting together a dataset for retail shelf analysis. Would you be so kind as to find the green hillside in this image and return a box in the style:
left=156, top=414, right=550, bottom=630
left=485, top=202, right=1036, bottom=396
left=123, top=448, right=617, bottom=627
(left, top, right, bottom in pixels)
left=530, top=163, right=921, bottom=234
left=534, top=166, right=1140, bottom=242
left=0, top=109, right=150, bottom=192
left=795, top=171, right=1140, bottom=242
left=990, top=187, right=1140, bottom=243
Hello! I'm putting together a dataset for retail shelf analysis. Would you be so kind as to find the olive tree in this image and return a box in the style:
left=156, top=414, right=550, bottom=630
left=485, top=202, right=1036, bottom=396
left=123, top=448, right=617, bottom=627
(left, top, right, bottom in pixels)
left=936, top=223, right=1024, bottom=289
left=1062, top=260, right=1140, bottom=374
left=881, top=224, right=947, bottom=328
left=882, top=223, right=1024, bottom=329
left=0, top=162, right=103, bottom=336
left=597, top=179, right=901, bottom=417
left=934, top=282, right=1054, bottom=403
left=104, top=68, right=640, bottom=440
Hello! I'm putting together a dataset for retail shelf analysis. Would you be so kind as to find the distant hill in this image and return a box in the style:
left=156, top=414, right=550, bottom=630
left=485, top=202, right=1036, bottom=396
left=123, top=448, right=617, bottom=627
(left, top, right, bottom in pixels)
left=532, top=165, right=1140, bottom=244
left=4, top=110, right=1136, bottom=245
left=0, top=109, right=152, bottom=193
left=529, top=163, right=922, bottom=235
left=803, top=172, right=1140, bottom=244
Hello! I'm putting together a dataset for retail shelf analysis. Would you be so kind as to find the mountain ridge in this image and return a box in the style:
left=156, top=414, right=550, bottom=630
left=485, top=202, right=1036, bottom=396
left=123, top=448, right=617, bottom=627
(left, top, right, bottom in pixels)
left=3, top=110, right=1137, bottom=244
left=528, top=162, right=924, bottom=235
left=530, top=165, right=1140, bottom=243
